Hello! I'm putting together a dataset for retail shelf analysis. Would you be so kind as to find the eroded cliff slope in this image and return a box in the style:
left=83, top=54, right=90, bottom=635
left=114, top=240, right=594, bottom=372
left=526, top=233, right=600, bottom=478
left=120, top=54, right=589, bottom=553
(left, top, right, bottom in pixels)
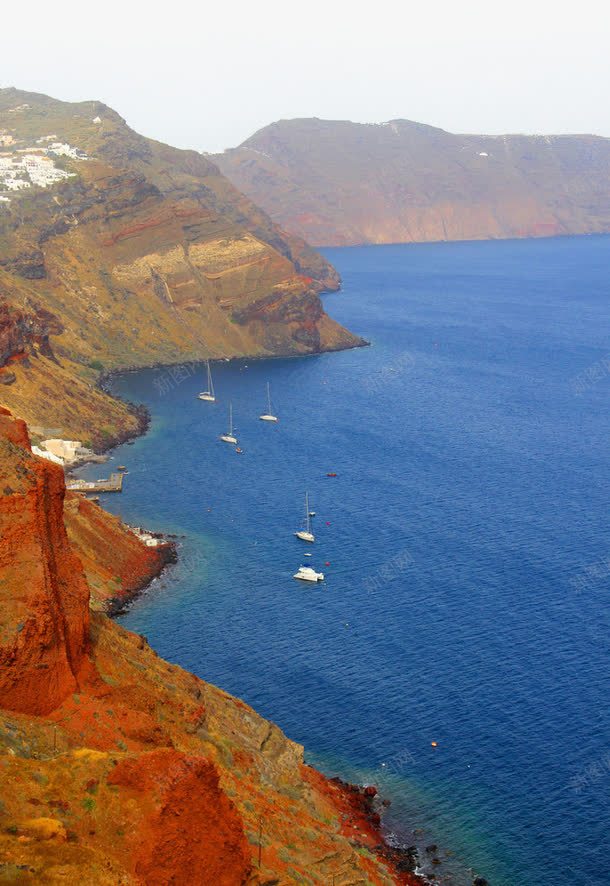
left=214, top=117, right=610, bottom=246
left=0, top=91, right=362, bottom=445
left=0, top=409, right=422, bottom=885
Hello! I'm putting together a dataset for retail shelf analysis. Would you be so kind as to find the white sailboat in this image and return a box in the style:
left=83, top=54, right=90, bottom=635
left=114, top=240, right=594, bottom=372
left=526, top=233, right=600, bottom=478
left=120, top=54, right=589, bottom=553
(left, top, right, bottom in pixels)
left=198, top=361, right=215, bottom=402
left=294, top=492, right=315, bottom=542
left=219, top=402, right=237, bottom=444
left=259, top=382, right=278, bottom=422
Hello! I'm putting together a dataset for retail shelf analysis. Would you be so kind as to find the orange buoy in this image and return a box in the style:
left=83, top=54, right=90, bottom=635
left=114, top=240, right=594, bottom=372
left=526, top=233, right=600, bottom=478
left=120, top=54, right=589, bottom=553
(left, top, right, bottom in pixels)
left=431, top=741, right=438, bottom=748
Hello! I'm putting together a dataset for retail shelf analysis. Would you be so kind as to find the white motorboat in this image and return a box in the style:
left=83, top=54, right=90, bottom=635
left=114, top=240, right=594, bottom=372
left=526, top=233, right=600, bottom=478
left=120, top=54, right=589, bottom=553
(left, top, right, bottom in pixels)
left=198, top=361, right=215, bottom=402
left=293, top=565, right=324, bottom=582
left=295, top=492, right=315, bottom=542
left=220, top=402, right=238, bottom=444
left=259, top=382, right=278, bottom=422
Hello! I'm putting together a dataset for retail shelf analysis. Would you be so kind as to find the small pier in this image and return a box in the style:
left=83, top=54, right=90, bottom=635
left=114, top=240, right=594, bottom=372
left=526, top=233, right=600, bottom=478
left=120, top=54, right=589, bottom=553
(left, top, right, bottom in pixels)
left=66, top=472, right=124, bottom=493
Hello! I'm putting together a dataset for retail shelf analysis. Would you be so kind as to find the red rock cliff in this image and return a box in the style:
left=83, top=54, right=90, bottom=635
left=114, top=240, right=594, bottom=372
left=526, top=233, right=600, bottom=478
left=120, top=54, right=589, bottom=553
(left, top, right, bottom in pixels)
left=0, top=407, right=89, bottom=715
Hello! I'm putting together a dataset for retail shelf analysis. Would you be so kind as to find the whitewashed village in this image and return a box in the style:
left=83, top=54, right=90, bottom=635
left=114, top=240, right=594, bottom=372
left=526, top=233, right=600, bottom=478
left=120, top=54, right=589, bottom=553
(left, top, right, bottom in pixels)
left=0, top=109, right=89, bottom=204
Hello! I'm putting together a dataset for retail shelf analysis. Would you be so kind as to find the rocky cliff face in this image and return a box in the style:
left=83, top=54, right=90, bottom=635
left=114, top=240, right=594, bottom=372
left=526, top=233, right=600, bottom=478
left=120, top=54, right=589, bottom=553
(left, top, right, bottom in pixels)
left=0, top=407, right=89, bottom=715
left=0, top=91, right=362, bottom=446
left=0, top=410, right=423, bottom=885
left=214, top=117, right=610, bottom=246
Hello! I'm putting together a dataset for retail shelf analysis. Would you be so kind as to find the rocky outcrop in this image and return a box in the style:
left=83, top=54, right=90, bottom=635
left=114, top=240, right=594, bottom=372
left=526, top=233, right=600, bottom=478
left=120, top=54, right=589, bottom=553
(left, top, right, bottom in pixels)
left=214, top=117, right=610, bottom=246
left=0, top=295, right=62, bottom=368
left=0, top=249, right=47, bottom=280
left=0, top=410, right=423, bottom=884
left=0, top=408, right=89, bottom=715
left=230, top=274, right=364, bottom=353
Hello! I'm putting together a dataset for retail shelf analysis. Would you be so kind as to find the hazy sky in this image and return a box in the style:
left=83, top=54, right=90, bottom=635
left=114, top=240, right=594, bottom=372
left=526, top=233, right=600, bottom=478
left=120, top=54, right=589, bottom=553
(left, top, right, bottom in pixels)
left=3, top=0, right=609, bottom=153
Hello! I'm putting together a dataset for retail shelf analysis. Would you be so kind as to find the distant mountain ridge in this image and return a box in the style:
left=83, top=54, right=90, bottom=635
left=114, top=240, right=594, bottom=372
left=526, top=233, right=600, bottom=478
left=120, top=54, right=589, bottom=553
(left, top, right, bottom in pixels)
left=214, top=117, right=610, bottom=246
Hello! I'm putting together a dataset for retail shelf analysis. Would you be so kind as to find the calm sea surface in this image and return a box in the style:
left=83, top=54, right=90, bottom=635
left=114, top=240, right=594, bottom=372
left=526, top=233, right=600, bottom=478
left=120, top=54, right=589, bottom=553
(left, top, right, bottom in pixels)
left=79, top=236, right=610, bottom=885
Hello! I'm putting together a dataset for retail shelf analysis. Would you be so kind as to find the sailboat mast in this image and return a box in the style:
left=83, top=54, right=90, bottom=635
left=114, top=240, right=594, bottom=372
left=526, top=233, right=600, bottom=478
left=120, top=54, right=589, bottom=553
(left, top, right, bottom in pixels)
left=267, top=382, right=272, bottom=414
left=229, top=402, right=232, bottom=435
left=305, top=492, right=310, bottom=533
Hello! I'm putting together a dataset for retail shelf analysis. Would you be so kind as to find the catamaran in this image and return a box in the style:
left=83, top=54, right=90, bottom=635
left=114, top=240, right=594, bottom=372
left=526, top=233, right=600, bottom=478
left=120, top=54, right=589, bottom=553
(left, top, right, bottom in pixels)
left=219, top=402, right=237, bottom=444
left=198, top=361, right=215, bottom=402
left=293, top=565, right=324, bottom=582
left=259, top=382, right=278, bottom=422
left=294, top=492, right=315, bottom=542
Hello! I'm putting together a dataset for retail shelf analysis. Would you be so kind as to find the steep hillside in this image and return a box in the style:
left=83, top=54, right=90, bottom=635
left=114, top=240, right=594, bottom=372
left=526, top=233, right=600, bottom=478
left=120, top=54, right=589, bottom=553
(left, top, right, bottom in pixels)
left=63, top=494, right=176, bottom=614
left=0, top=269, right=143, bottom=449
left=0, top=91, right=362, bottom=445
left=0, top=407, right=423, bottom=885
left=214, top=117, right=610, bottom=246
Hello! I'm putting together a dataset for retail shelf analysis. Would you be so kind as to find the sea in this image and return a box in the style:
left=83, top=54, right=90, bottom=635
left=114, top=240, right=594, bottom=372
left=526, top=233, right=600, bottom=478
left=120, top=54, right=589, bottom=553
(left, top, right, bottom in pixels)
left=77, top=235, right=610, bottom=886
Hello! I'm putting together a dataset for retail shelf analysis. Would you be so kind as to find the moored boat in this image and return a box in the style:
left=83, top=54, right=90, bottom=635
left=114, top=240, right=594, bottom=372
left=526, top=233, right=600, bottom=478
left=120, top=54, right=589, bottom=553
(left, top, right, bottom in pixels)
left=198, top=361, right=216, bottom=402
left=259, top=382, right=278, bottom=422
left=220, top=402, right=238, bottom=444
left=295, top=492, right=315, bottom=542
left=293, top=565, right=324, bottom=582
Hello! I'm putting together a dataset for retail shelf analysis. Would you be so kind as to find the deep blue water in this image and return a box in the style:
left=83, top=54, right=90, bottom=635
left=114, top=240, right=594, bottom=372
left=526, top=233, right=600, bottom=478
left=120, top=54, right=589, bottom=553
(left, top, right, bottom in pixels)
left=80, top=236, right=610, bottom=886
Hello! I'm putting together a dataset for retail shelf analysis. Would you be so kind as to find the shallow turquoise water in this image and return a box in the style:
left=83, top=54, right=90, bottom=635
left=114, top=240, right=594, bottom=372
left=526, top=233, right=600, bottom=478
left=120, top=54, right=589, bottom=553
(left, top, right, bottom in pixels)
left=80, top=236, right=610, bottom=885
